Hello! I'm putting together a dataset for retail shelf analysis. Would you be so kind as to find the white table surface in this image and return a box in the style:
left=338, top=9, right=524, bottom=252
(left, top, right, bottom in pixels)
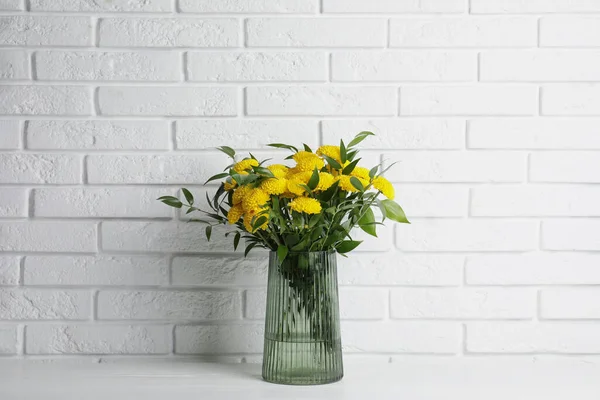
left=0, top=358, right=599, bottom=400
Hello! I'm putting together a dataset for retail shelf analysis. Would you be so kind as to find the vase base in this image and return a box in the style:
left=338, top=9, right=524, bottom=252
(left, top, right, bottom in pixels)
left=262, top=372, right=343, bottom=386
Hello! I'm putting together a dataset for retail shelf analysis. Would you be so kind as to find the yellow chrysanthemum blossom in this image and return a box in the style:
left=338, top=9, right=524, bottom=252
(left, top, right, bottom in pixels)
left=372, top=176, right=395, bottom=200
left=316, top=145, right=342, bottom=163
left=286, top=171, right=312, bottom=195
left=315, top=172, right=335, bottom=191
left=243, top=209, right=269, bottom=232
left=267, top=164, right=289, bottom=179
left=227, top=204, right=243, bottom=224
left=292, top=151, right=325, bottom=172
left=223, top=180, right=236, bottom=191
left=289, top=197, right=322, bottom=214
left=350, top=166, right=371, bottom=181
left=232, top=185, right=250, bottom=205
left=242, top=188, right=270, bottom=212
left=233, top=158, right=259, bottom=173
left=260, top=177, right=288, bottom=195
left=336, top=175, right=359, bottom=192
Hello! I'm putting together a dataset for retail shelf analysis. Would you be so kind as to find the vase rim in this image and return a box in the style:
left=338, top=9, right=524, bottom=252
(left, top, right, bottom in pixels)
left=268, top=249, right=336, bottom=255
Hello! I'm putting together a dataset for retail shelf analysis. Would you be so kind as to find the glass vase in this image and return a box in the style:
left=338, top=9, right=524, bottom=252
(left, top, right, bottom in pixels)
left=262, top=250, right=343, bottom=385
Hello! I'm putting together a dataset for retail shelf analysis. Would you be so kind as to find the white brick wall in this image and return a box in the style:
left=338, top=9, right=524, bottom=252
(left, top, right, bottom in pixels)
left=0, top=1, right=599, bottom=362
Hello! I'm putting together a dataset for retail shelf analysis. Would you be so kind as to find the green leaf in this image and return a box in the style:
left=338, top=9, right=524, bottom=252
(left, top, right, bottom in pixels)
left=303, top=144, right=312, bottom=152
left=266, top=143, right=298, bottom=153
left=216, top=146, right=236, bottom=159
left=284, top=234, right=300, bottom=248
left=157, top=195, right=178, bottom=201
left=369, top=165, right=379, bottom=179
left=358, top=207, right=377, bottom=237
left=348, top=131, right=375, bottom=148
left=205, top=225, right=212, bottom=241
left=233, top=232, right=241, bottom=251
left=158, top=197, right=182, bottom=208
left=340, top=139, right=347, bottom=164
left=204, top=172, right=229, bottom=185
left=342, top=158, right=361, bottom=175
left=277, top=245, right=289, bottom=263
left=346, top=150, right=358, bottom=162
left=307, top=167, right=320, bottom=190
left=322, top=155, right=342, bottom=170
left=350, top=176, right=365, bottom=192
left=336, top=240, right=362, bottom=254
left=380, top=199, right=410, bottom=224
left=181, top=188, right=194, bottom=205
left=252, top=216, right=267, bottom=230
left=244, top=242, right=258, bottom=257
left=318, top=180, right=339, bottom=202
left=252, top=166, right=275, bottom=178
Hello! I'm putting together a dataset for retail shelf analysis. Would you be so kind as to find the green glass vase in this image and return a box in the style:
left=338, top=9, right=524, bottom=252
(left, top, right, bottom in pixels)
left=262, top=250, right=343, bottom=385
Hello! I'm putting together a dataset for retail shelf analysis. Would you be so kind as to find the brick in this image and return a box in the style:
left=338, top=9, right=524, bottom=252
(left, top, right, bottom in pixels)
left=26, top=325, right=170, bottom=355
left=36, top=51, right=180, bottom=82
left=0, top=222, right=96, bottom=252
left=0, top=289, right=90, bottom=320
left=30, top=0, right=173, bottom=11
left=0, top=86, right=91, bottom=115
left=247, top=86, right=396, bottom=116
left=339, top=254, right=464, bottom=286
left=543, top=220, right=600, bottom=251
left=26, top=120, right=169, bottom=150
left=33, top=188, right=173, bottom=218
left=322, top=120, right=465, bottom=150
left=187, top=51, right=326, bottom=82
left=246, top=18, right=386, bottom=47
left=342, top=321, right=461, bottom=353
left=98, top=87, right=236, bottom=116
left=0, top=257, right=20, bottom=285
left=472, top=185, right=600, bottom=217
left=99, top=18, right=238, bottom=47
left=391, top=288, right=535, bottom=319
left=396, top=185, right=468, bottom=217
left=383, top=151, right=526, bottom=183
left=101, top=222, right=234, bottom=253
left=176, top=120, right=319, bottom=149
left=24, top=256, right=168, bottom=286
left=175, top=324, right=263, bottom=354
left=0, top=325, right=18, bottom=354
left=0, top=188, right=27, bottom=217
left=0, top=50, right=28, bottom=80
left=0, top=16, right=91, bottom=46
left=180, top=0, right=317, bottom=12
left=0, top=0, right=23, bottom=10
left=468, top=119, right=600, bottom=149
left=245, top=288, right=387, bottom=320
left=401, top=86, right=537, bottom=116
left=323, top=0, right=465, bottom=13
left=472, top=0, right=600, bottom=13
left=353, top=223, right=393, bottom=252
left=467, top=254, right=600, bottom=285
left=467, top=322, right=600, bottom=353
left=0, top=154, right=81, bottom=183
left=396, top=220, right=538, bottom=252
left=530, top=152, right=600, bottom=183
left=172, top=256, right=267, bottom=286
left=541, top=16, right=600, bottom=47
left=0, top=120, right=20, bottom=149
left=97, top=290, right=241, bottom=320
left=481, top=51, right=600, bottom=82
left=332, top=51, right=475, bottom=82
left=541, top=289, right=600, bottom=319
left=390, top=17, right=536, bottom=48
left=543, top=85, right=600, bottom=115
left=87, top=154, right=228, bottom=184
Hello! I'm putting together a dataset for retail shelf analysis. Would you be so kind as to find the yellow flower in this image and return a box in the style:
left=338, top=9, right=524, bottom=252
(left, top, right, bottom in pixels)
left=243, top=209, right=268, bottom=232
left=232, top=185, right=250, bottom=205
left=289, top=197, right=322, bottom=214
left=267, top=164, right=289, bottom=179
left=242, top=188, right=270, bottom=212
left=227, top=204, right=243, bottom=224
left=292, top=151, right=324, bottom=172
left=337, top=175, right=359, bottom=192
left=223, top=180, right=236, bottom=191
left=372, top=176, right=395, bottom=200
left=233, top=158, right=258, bottom=173
left=316, top=145, right=341, bottom=163
left=260, top=177, right=288, bottom=195
left=315, top=172, right=335, bottom=191
left=350, top=166, right=371, bottom=181
left=286, top=171, right=312, bottom=195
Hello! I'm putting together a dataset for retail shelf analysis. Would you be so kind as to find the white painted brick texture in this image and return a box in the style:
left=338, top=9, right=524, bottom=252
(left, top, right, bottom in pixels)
left=0, top=2, right=598, bottom=360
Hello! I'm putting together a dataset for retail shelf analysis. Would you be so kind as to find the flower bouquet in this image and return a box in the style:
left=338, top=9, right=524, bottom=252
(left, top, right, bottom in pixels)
left=159, top=131, right=409, bottom=385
